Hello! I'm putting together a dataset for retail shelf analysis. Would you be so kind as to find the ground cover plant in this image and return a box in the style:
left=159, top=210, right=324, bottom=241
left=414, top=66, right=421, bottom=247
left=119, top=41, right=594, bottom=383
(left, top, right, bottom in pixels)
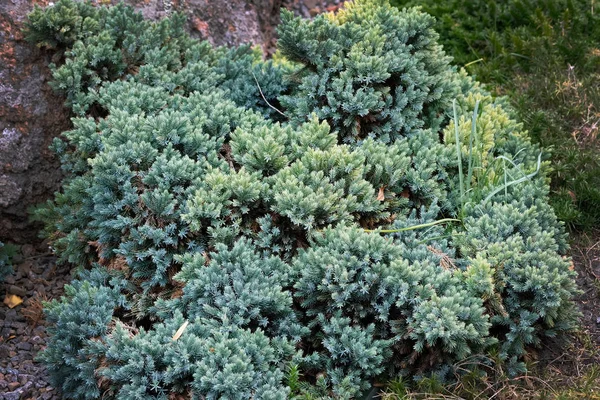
left=391, top=0, right=600, bottom=230
left=26, top=0, right=579, bottom=398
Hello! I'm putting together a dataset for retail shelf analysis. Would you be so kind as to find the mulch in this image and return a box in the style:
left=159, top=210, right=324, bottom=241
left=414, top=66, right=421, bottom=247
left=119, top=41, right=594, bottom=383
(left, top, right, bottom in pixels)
left=0, top=242, right=72, bottom=400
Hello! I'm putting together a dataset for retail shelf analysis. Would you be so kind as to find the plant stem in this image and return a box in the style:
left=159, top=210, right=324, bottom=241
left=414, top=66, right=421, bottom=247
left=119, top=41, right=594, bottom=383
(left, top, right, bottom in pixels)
left=365, top=218, right=461, bottom=233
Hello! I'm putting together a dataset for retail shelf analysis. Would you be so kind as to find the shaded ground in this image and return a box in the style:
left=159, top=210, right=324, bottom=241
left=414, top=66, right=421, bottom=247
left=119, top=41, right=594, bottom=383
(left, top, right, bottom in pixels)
left=554, top=230, right=600, bottom=370
left=572, top=230, right=600, bottom=347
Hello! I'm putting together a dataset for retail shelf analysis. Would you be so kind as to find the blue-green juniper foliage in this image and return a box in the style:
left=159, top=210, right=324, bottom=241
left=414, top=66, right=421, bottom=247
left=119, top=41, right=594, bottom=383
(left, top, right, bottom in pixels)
left=27, top=0, right=578, bottom=398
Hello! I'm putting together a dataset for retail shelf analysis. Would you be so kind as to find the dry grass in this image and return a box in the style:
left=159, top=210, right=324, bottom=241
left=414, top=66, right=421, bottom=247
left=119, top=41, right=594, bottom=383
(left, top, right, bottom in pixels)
left=21, top=292, right=48, bottom=327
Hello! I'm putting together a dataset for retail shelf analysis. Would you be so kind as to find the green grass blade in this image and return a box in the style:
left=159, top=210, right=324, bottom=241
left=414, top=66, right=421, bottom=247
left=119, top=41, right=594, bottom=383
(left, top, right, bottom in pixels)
left=453, top=99, right=465, bottom=207
left=466, top=100, right=480, bottom=195
left=484, top=152, right=542, bottom=203
left=365, top=218, right=461, bottom=233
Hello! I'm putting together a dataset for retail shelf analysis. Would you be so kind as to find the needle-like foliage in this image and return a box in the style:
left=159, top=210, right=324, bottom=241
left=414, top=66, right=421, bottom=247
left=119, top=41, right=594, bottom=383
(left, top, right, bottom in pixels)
left=26, top=0, right=578, bottom=397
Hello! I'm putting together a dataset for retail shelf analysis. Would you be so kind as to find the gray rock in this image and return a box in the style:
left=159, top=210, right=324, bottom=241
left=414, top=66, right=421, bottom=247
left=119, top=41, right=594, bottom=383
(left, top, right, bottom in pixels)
left=4, top=309, right=17, bottom=321
left=16, top=342, right=31, bottom=351
left=3, top=275, right=15, bottom=285
left=7, top=381, right=19, bottom=391
left=11, top=322, right=26, bottom=331
left=0, top=0, right=69, bottom=244
left=7, top=285, right=26, bottom=297
left=0, top=346, right=9, bottom=359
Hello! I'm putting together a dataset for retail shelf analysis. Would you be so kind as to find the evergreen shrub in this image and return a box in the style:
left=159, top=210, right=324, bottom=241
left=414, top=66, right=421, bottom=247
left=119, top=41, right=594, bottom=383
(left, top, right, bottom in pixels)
left=27, top=0, right=579, bottom=398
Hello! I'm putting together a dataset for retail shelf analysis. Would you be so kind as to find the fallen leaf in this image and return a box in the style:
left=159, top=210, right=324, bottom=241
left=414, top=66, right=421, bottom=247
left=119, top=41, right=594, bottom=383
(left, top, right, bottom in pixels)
left=172, top=320, right=189, bottom=341
left=3, top=294, right=23, bottom=308
left=377, top=186, right=385, bottom=201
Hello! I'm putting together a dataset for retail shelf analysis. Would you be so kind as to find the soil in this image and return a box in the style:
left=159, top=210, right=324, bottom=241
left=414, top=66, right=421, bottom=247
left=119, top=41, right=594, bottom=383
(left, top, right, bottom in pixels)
left=572, top=231, right=600, bottom=347
left=542, top=231, right=600, bottom=366
left=0, top=242, right=72, bottom=400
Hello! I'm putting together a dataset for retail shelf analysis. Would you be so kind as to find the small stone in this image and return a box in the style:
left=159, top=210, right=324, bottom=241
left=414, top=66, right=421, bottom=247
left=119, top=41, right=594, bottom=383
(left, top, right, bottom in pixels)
left=17, top=342, right=32, bottom=351
left=10, top=253, right=23, bottom=264
left=31, top=263, right=44, bottom=275
left=7, top=381, right=19, bottom=391
left=5, top=309, right=17, bottom=320
left=12, top=312, right=25, bottom=322
left=35, top=380, right=48, bottom=388
left=34, top=284, right=46, bottom=296
left=31, top=336, right=43, bottom=344
left=41, top=269, right=53, bottom=280
left=11, top=322, right=26, bottom=330
left=21, top=244, right=34, bottom=258
left=17, top=261, right=33, bottom=275
left=0, top=346, right=9, bottom=359
left=7, top=285, right=27, bottom=297
left=20, top=360, right=34, bottom=369
left=596, top=316, right=600, bottom=325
